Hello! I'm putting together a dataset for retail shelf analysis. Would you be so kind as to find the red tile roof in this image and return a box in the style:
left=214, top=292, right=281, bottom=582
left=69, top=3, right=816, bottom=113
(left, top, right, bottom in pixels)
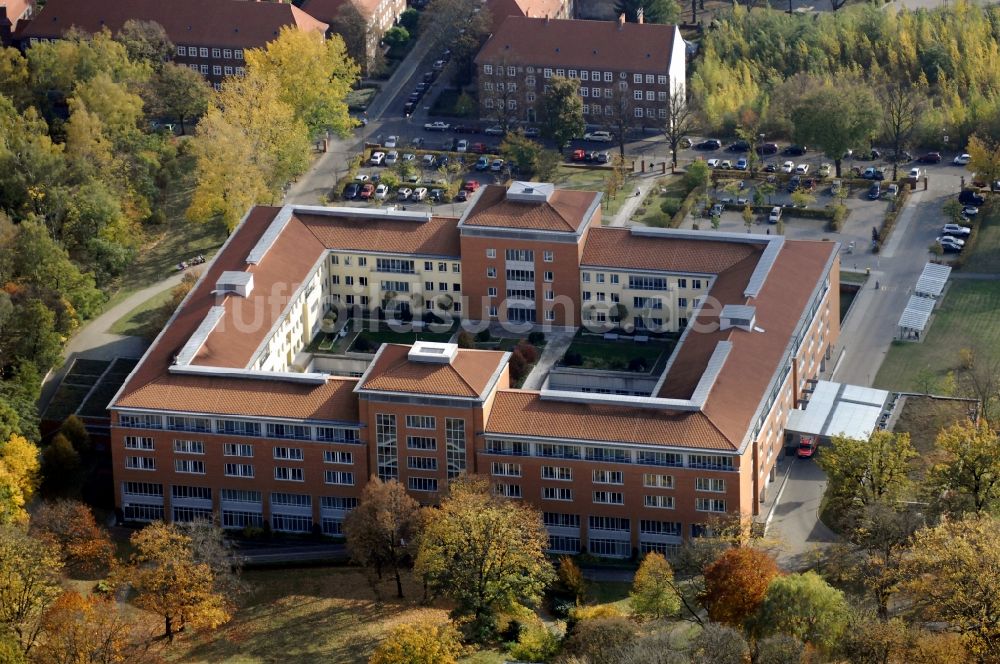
left=1, top=0, right=33, bottom=29
left=359, top=344, right=507, bottom=398
left=298, top=211, right=461, bottom=257
left=17, top=0, right=328, bottom=47
left=582, top=227, right=763, bottom=274
left=476, top=16, right=677, bottom=73
left=461, top=185, right=598, bottom=233
left=485, top=0, right=568, bottom=34
left=302, top=0, right=381, bottom=23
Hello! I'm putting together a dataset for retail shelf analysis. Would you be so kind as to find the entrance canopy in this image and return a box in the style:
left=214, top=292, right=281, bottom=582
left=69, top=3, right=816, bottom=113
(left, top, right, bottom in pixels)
left=786, top=380, right=890, bottom=440
left=898, top=294, right=936, bottom=334
left=915, top=262, right=951, bottom=299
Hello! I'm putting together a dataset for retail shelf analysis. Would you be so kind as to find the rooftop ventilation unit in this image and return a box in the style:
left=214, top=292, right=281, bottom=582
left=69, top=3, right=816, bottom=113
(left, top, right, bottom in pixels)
left=407, top=341, right=458, bottom=364
left=720, top=304, right=756, bottom=332
left=215, top=271, right=254, bottom=297
left=506, top=181, right=554, bottom=203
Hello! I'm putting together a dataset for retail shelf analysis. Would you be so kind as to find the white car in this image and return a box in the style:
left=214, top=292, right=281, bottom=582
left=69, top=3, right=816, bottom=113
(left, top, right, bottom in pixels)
left=707, top=158, right=720, bottom=168
left=384, top=135, right=398, bottom=148
left=385, top=151, right=399, bottom=165
left=720, top=159, right=733, bottom=169
left=954, top=153, right=971, bottom=165
left=369, top=152, right=385, bottom=166
left=354, top=173, right=370, bottom=182
left=397, top=187, right=413, bottom=200
left=412, top=187, right=428, bottom=201
left=583, top=130, right=613, bottom=142
left=374, top=183, right=389, bottom=199
left=937, top=236, right=965, bottom=252
left=818, top=163, right=831, bottom=177
left=402, top=153, right=416, bottom=162
left=963, top=206, right=979, bottom=217
left=768, top=206, right=782, bottom=223
left=456, top=139, right=469, bottom=152
left=781, top=160, right=795, bottom=173
left=942, top=223, right=971, bottom=237
left=909, top=167, right=923, bottom=179
left=795, top=163, right=810, bottom=175
left=424, top=121, right=451, bottom=132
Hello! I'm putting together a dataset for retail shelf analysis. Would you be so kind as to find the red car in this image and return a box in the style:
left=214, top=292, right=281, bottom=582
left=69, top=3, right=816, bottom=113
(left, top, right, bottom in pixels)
left=463, top=180, right=480, bottom=192
left=797, top=435, right=818, bottom=459
left=472, top=142, right=488, bottom=154
left=571, top=148, right=586, bottom=161
left=918, top=151, right=942, bottom=164
left=359, top=183, right=375, bottom=199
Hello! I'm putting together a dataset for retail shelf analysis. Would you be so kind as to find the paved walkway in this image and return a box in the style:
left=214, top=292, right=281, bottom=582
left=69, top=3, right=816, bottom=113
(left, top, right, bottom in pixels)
left=520, top=328, right=576, bottom=390
left=608, top=167, right=669, bottom=227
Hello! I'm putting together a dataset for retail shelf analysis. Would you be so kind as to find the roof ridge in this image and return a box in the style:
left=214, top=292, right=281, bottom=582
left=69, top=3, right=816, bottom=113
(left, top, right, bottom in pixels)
left=546, top=200, right=578, bottom=231
left=451, top=350, right=488, bottom=396
left=695, top=411, right=739, bottom=449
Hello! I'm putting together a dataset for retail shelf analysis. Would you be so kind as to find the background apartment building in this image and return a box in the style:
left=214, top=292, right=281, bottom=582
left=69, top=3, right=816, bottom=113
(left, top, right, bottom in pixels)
left=474, top=16, right=685, bottom=128
left=302, top=0, right=406, bottom=74
left=109, top=184, right=839, bottom=558
left=15, top=0, right=328, bottom=87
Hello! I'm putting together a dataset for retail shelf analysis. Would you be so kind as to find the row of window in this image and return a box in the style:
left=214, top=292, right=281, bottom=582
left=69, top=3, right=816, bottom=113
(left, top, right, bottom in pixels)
left=491, top=466, right=723, bottom=492
left=124, top=457, right=355, bottom=485
left=121, top=483, right=359, bottom=512
left=484, top=440, right=735, bottom=471
left=500, top=485, right=727, bottom=512
left=118, top=414, right=361, bottom=443
left=483, top=64, right=668, bottom=87
left=581, top=273, right=703, bottom=290
left=126, top=439, right=354, bottom=465
left=332, top=255, right=460, bottom=273
left=176, top=46, right=244, bottom=60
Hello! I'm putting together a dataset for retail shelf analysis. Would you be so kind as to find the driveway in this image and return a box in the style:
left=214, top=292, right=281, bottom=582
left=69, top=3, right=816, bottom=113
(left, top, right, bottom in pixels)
left=768, top=458, right=838, bottom=569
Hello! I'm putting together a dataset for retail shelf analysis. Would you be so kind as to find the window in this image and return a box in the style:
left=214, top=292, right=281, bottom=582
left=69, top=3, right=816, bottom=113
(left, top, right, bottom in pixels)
left=489, top=306, right=498, bottom=316
left=120, top=413, right=162, bottom=429
left=274, top=467, right=304, bottom=482
left=316, top=427, right=359, bottom=444
left=224, top=463, right=254, bottom=478
left=405, top=415, right=435, bottom=430
left=583, top=292, right=592, bottom=301
left=424, top=261, right=433, bottom=271
left=590, top=538, right=631, bottom=557
left=224, top=66, right=233, bottom=76
left=125, top=456, right=155, bottom=470
left=604, top=71, right=613, bottom=82
left=643, top=473, right=674, bottom=488
left=586, top=447, right=630, bottom=463
left=223, top=511, right=263, bottom=529
left=543, top=487, right=573, bottom=501
left=645, top=495, right=675, bottom=509
left=549, top=535, right=581, bottom=552
left=556, top=68, right=565, bottom=77
left=488, top=287, right=497, bottom=297
left=324, top=451, right=353, bottom=464
left=506, top=269, right=533, bottom=281
left=272, top=514, right=312, bottom=533
left=646, top=90, right=655, bottom=101
left=177, top=46, right=187, bottom=56
left=273, top=447, right=304, bottom=461
left=485, top=99, right=494, bottom=109
left=545, top=310, right=555, bottom=321
left=688, top=455, right=734, bottom=471
left=408, top=477, right=438, bottom=492
left=542, top=466, right=572, bottom=481
left=235, top=66, right=246, bottom=76
left=544, top=290, right=554, bottom=301
left=234, top=49, right=243, bottom=60
left=376, top=414, right=398, bottom=481
left=628, top=275, right=668, bottom=291
left=213, top=65, right=222, bottom=76
left=174, top=459, right=205, bottom=474
left=376, top=258, right=415, bottom=274
left=424, top=281, right=434, bottom=291
left=633, top=89, right=644, bottom=100
left=581, top=88, right=589, bottom=98
left=124, top=504, right=164, bottom=521
left=697, top=498, right=727, bottom=513
left=640, top=519, right=681, bottom=536
left=507, top=66, right=516, bottom=76
left=221, top=488, right=261, bottom=503
left=495, top=483, right=522, bottom=498
left=224, top=48, right=232, bottom=59
left=212, top=48, right=221, bottom=58
left=407, top=457, right=437, bottom=471
left=199, top=47, right=209, bottom=58
left=592, top=470, right=624, bottom=485
left=505, top=249, right=534, bottom=262
left=486, top=248, right=496, bottom=258
left=446, top=418, right=466, bottom=479
left=122, top=482, right=162, bottom=497
left=380, top=280, right=409, bottom=293
left=321, top=496, right=358, bottom=511
left=544, top=271, right=553, bottom=282
left=544, top=512, right=581, bottom=528
left=634, top=108, right=644, bottom=118
left=324, top=471, right=355, bottom=485
left=224, top=443, right=253, bottom=457
left=593, top=491, right=624, bottom=505
left=125, top=436, right=154, bottom=450
left=590, top=516, right=630, bottom=532
left=492, top=462, right=521, bottom=477
left=266, top=423, right=310, bottom=440
left=633, top=73, right=642, bottom=83
left=696, top=478, right=726, bottom=493
left=693, top=279, right=703, bottom=289
left=172, top=485, right=211, bottom=501
left=582, top=104, right=589, bottom=114
left=658, top=75, right=668, bottom=85
left=484, top=64, right=493, bottom=74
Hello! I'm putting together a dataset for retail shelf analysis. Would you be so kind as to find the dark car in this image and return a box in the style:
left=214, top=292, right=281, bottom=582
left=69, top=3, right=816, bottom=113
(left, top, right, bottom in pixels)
left=726, top=140, right=750, bottom=153
left=959, top=189, right=986, bottom=206
left=764, top=162, right=777, bottom=173
left=453, top=124, right=478, bottom=134
left=755, top=142, right=779, bottom=156
left=888, top=150, right=913, bottom=163
left=784, top=145, right=808, bottom=156
left=868, top=182, right=881, bottom=200
left=403, top=101, right=416, bottom=115
left=695, top=139, right=722, bottom=150
left=422, top=71, right=436, bottom=84
left=455, top=190, right=468, bottom=202
left=343, top=182, right=360, bottom=199
left=918, top=151, right=942, bottom=163
left=788, top=175, right=801, bottom=192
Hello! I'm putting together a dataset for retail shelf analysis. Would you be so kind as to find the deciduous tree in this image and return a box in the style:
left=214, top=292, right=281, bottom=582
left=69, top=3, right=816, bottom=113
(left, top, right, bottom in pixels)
left=928, top=419, right=1000, bottom=515
left=30, top=500, right=115, bottom=576
left=750, top=571, right=850, bottom=652
left=555, top=555, right=587, bottom=605
left=614, top=0, right=680, bottom=23
left=790, top=82, right=878, bottom=178
left=115, top=19, right=173, bottom=68
left=34, top=591, right=159, bottom=664
left=605, top=83, right=636, bottom=160
left=368, top=618, right=462, bottom=664
left=0, top=525, right=63, bottom=654
left=967, top=133, right=1000, bottom=188
left=664, top=87, right=697, bottom=168
left=897, top=514, right=1000, bottom=659
left=541, top=77, right=584, bottom=150
left=630, top=552, right=681, bottom=621
left=561, top=616, right=638, bottom=664
left=689, top=623, right=749, bottom=664
left=344, top=477, right=423, bottom=599
left=414, top=476, right=553, bottom=640
left=878, top=84, right=922, bottom=181
left=700, top=547, right=779, bottom=628
left=0, top=435, right=40, bottom=526
left=149, top=63, right=210, bottom=134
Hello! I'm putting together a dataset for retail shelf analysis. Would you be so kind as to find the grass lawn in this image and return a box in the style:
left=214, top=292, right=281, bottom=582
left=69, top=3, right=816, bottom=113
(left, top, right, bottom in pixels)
left=892, top=396, right=973, bottom=477
left=552, top=166, right=630, bottom=219
left=586, top=580, right=632, bottom=607
left=165, top=568, right=452, bottom=664
left=109, top=288, right=173, bottom=339
left=631, top=175, right=690, bottom=227
left=351, top=322, right=456, bottom=352
left=958, top=203, right=1000, bottom=273
left=874, top=280, right=1000, bottom=391
left=562, top=335, right=669, bottom=372
left=429, top=89, right=476, bottom=118
left=346, top=87, right=378, bottom=112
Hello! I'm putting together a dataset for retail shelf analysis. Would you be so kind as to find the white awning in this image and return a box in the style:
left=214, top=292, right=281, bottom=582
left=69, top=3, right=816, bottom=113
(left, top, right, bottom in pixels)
left=897, top=294, right=936, bottom=333
left=786, top=380, right=889, bottom=440
left=915, top=262, right=951, bottom=299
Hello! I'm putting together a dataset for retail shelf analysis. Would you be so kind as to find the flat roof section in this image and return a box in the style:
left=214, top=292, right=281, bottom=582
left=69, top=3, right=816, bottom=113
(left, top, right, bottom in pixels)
left=458, top=184, right=600, bottom=234
left=357, top=344, right=509, bottom=399
left=786, top=380, right=889, bottom=440
left=915, top=262, right=951, bottom=299
left=897, top=294, right=936, bottom=333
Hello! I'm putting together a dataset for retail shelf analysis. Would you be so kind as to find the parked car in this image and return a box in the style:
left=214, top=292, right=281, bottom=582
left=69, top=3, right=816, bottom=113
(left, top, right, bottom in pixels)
left=831, top=179, right=843, bottom=196
left=424, top=121, right=450, bottom=132
left=403, top=101, right=416, bottom=115
left=720, top=159, right=733, bottom=169
left=885, top=183, right=899, bottom=199
left=524, top=127, right=541, bottom=138
left=455, top=190, right=468, bottom=202
left=942, top=223, right=972, bottom=237
left=868, top=182, right=881, bottom=200
left=453, top=124, right=478, bottom=134
left=797, top=435, right=818, bottom=459
left=918, top=151, right=942, bottom=163
left=764, top=162, right=777, bottom=173
left=784, top=145, right=808, bottom=155
left=937, top=236, right=965, bottom=252
left=402, top=153, right=415, bottom=163
left=781, top=160, right=795, bottom=173
left=369, top=151, right=385, bottom=166
left=908, top=167, right=923, bottom=179
left=397, top=187, right=413, bottom=200
left=456, top=139, right=469, bottom=152
left=727, top=140, right=750, bottom=152
left=359, top=183, right=375, bottom=199
left=788, top=175, right=801, bottom=192
left=422, top=154, right=436, bottom=168
left=384, top=135, right=398, bottom=148
left=571, top=148, right=586, bottom=161
left=354, top=173, right=370, bottom=182
left=472, top=142, right=488, bottom=154
left=422, top=71, right=437, bottom=83
left=432, top=59, right=446, bottom=71
left=343, top=182, right=360, bottom=199
left=954, top=153, right=972, bottom=165
left=429, top=189, right=444, bottom=202
left=463, top=180, right=480, bottom=191
left=707, top=158, right=720, bottom=168
left=475, top=156, right=490, bottom=171
left=795, top=164, right=810, bottom=175
left=756, top=142, right=779, bottom=156
left=735, top=158, right=748, bottom=170
left=490, top=159, right=505, bottom=172
left=818, top=163, right=831, bottom=177
left=374, top=183, right=389, bottom=199
left=710, top=203, right=724, bottom=217
left=412, top=187, right=428, bottom=201
left=484, top=125, right=505, bottom=136
left=963, top=206, right=980, bottom=217
left=888, top=150, right=913, bottom=163
left=696, top=139, right=722, bottom=150
left=959, top=190, right=986, bottom=206
left=768, top=206, right=782, bottom=224
left=863, top=167, right=879, bottom=179
left=583, top=130, right=613, bottom=142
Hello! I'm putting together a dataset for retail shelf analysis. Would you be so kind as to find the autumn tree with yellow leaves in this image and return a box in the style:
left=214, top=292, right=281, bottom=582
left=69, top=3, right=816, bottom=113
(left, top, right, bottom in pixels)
left=0, top=525, right=63, bottom=655
left=0, top=434, right=40, bottom=526
left=368, top=618, right=463, bottom=664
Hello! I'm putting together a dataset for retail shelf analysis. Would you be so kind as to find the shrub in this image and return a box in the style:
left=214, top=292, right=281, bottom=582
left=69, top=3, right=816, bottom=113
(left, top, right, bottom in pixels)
left=515, top=342, right=538, bottom=364
left=369, top=619, right=463, bottom=664
left=660, top=197, right=683, bottom=216
left=353, top=336, right=372, bottom=352
left=563, top=351, right=583, bottom=366
left=507, top=619, right=561, bottom=662
left=475, top=328, right=491, bottom=342
left=456, top=330, right=474, bottom=348
left=562, top=617, right=637, bottom=664
left=528, top=331, right=545, bottom=345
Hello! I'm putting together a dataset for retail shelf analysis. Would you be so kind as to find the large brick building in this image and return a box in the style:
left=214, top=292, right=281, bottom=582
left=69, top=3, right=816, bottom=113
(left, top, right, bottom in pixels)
left=0, top=0, right=33, bottom=45
left=474, top=15, right=685, bottom=128
left=301, top=0, right=406, bottom=74
left=109, top=182, right=840, bottom=557
left=15, top=0, right=328, bottom=88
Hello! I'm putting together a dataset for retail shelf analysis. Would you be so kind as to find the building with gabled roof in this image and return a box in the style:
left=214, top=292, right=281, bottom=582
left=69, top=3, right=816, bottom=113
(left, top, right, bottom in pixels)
left=108, top=182, right=839, bottom=556
left=301, top=0, right=406, bottom=73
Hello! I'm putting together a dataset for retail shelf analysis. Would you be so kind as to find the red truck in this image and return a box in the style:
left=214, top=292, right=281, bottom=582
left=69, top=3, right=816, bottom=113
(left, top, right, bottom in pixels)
left=797, top=435, right=818, bottom=459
